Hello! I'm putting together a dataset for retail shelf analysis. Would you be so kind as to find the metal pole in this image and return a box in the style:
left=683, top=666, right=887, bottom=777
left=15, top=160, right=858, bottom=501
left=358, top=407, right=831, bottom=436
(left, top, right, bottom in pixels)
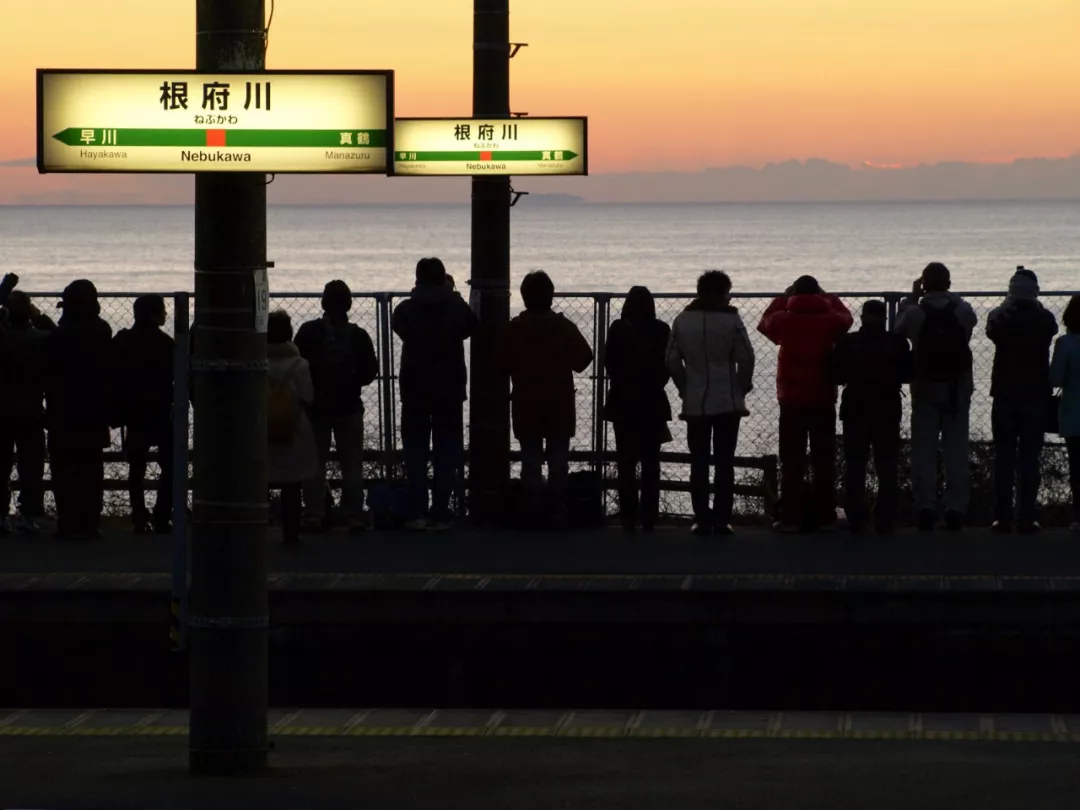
left=468, top=0, right=512, bottom=525
left=170, top=292, right=191, bottom=652
left=378, top=293, right=396, bottom=484
left=189, top=0, right=269, bottom=775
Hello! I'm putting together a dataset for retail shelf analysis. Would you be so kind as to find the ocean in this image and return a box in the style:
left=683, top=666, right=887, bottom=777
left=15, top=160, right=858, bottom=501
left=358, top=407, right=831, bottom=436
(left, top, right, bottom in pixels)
left=1, top=200, right=1078, bottom=296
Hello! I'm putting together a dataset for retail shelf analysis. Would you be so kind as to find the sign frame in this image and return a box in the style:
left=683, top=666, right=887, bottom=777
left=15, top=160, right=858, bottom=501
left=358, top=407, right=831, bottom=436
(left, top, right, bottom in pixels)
left=389, top=116, right=588, bottom=178
left=36, top=68, right=395, bottom=175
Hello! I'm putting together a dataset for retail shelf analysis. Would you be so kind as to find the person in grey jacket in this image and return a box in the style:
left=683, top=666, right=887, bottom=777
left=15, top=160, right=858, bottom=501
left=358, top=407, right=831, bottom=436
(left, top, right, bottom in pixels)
left=1049, top=296, right=1080, bottom=532
left=667, top=270, right=755, bottom=536
left=894, top=262, right=978, bottom=531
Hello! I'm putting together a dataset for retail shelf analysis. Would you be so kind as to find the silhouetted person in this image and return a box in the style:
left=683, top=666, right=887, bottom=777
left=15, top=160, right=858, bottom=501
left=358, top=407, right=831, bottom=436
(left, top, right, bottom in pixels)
left=987, top=268, right=1059, bottom=533
left=759, top=275, right=853, bottom=532
left=1050, top=296, right=1080, bottom=533
left=0, top=291, right=54, bottom=535
left=605, top=286, right=672, bottom=532
left=112, top=294, right=175, bottom=535
left=497, top=271, right=593, bottom=529
left=667, top=271, right=755, bottom=536
left=295, top=280, right=379, bottom=533
left=44, top=280, right=113, bottom=539
left=831, top=300, right=913, bottom=534
left=392, top=258, right=479, bottom=531
left=894, top=262, right=978, bottom=531
left=266, top=310, right=318, bottom=545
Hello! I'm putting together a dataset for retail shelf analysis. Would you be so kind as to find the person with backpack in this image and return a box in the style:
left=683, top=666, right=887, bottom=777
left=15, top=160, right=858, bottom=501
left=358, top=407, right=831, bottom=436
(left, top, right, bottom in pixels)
left=986, top=268, right=1058, bottom=534
left=497, top=271, right=594, bottom=530
left=1050, top=296, right=1080, bottom=533
left=758, top=276, right=853, bottom=532
left=111, top=294, right=176, bottom=535
left=295, top=280, right=379, bottom=533
left=266, top=310, right=318, bottom=545
left=894, top=262, right=978, bottom=531
left=0, top=291, right=55, bottom=535
left=605, top=286, right=673, bottom=533
left=666, top=272, right=755, bottom=536
left=392, top=257, right=479, bottom=531
left=831, top=300, right=913, bottom=534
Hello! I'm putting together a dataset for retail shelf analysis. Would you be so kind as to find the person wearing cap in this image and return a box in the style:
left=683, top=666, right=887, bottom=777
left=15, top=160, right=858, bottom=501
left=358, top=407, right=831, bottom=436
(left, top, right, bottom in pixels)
left=830, top=300, right=913, bottom=534
left=0, top=291, right=55, bottom=535
left=392, top=257, right=479, bottom=531
left=986, top=267, right=1059, bottom=534
left=111, top=294, right=176, bottom=535
left=294, top=280, right=379, bottom=533
left=758, top=275, right=853, bottom=532
left=44, top=279, right=114, bottom=540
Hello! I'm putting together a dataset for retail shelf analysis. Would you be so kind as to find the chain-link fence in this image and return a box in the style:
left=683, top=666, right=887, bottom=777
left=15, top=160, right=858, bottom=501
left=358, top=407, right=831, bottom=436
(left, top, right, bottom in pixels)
left=12, top=288, right=1080, bottom=523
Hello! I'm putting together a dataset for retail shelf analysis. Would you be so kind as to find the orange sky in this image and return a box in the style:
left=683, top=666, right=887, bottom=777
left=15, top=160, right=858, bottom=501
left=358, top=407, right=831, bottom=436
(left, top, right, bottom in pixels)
left=1, top=0, right=1078, bottom=172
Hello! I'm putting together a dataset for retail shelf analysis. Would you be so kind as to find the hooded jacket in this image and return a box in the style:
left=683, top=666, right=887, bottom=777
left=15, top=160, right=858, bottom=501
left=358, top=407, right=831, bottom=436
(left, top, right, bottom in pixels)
left=496, top=309, right=594, bottom=441
left=831, top=323, right=914, bottom=422
left=267, top=341, right=319, bottom=483
left=758, top=294, right=853, bottom=407
left=111, top=322, right=175, bottom=432
left=894, top=291, right=978, bottom=403
left=392, top=285, right=479, bottom=406
left=986, top=273, right=1058, bottom=400
left=666, top=301, right=754, bottom=418
left=0, top=318, right=52, bottom=418
left=44, top=310, right=114, bottom=439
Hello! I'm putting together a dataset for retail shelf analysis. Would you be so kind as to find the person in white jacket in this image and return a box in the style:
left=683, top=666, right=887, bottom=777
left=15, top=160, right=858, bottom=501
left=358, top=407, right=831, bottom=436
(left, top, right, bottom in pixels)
left=666, top=271, right=755, bottom=536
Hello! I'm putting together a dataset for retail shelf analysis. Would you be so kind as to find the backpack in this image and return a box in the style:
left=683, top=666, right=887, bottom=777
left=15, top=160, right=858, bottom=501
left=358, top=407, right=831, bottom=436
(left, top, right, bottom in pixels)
left=316, top=323, right=359, bottom=411
left=267, top=377, right=298, bottom=442
left=916, top=300, right=971, bottom=382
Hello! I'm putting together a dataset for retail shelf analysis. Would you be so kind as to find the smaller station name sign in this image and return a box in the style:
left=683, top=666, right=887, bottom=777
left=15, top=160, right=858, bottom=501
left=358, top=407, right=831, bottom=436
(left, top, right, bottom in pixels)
left=392, top=117, right=587, bottom=177
left=38, top=70, right=394, bottom=174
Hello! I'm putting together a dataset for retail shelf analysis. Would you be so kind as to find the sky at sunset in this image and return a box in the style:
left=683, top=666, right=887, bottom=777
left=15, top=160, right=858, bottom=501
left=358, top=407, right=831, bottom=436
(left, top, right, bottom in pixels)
left=1, top=0, right=1078, bottom=198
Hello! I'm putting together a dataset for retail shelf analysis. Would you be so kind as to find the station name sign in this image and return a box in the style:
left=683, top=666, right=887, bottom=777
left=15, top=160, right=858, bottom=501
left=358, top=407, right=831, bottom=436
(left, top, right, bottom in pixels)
left=37, top=69, right=394, bottom=174
left=392, top=117, right=587, bottom=177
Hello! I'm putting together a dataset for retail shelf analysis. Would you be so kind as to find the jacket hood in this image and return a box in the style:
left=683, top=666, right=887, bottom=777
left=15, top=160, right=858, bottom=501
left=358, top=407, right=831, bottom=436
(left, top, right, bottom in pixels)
left=410, top=284, right=455, bottom=309
left=786, top=294, right=832, bottom=314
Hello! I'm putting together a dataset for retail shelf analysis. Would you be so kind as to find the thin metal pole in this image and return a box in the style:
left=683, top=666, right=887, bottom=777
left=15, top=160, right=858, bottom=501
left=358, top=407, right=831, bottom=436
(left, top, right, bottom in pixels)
left=169, top=292, right=190, bottom=652
left=468, top=0, right=512, bottom=524
left=189, top=0, right=269, bottom=776
left=378, top=293, right=396, bottom=483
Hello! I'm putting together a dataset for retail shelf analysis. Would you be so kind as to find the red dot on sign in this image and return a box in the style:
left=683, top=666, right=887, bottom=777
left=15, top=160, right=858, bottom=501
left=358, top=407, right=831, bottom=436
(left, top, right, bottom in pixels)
left=480, top=151, right=492, bottom=161
left=206, top=130, right=226, bottom=147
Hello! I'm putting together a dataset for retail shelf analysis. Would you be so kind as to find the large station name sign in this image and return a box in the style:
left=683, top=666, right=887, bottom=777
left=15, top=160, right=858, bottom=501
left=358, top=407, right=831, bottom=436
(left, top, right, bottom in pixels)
left=392, top=117, right=587, bottom=177
left=37, top=70, right=394, bottom=174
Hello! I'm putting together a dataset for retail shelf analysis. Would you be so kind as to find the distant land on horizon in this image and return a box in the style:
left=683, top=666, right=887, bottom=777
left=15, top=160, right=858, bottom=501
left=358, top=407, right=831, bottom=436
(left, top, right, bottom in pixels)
left=1, top=153, right=1078, bottom=206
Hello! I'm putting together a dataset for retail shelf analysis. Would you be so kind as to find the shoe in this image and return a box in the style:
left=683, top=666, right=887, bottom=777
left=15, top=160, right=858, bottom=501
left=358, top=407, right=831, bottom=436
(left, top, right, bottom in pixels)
left=991, top=520, right=1012, bottom=534
left=427, top=518, right=454, bottom=532
left=772, top=520, right=801, bottom=534
left=347, top=518, right=368, bottom=534
left=300, top=516, right=326, bottom=535
left=944, top=511, right=964, bottom=532
left=641, top=523, right=656, bottom=533
left=691, top=521, right=711, bottom=536
left=404, top=518, right=428, bottom=532
left=1071, top=522, right=1080, bottom=533
left=917, top=510, right=936, bottom=532
left=132, top=517, right=152, bottom=535
left=715, top=524, right=735, bottom=536
left=818, top=521, right=839, bottom=533
left=15, top=515, right=41, bottom=535
left=1017, top=521, right=1042, bottom=535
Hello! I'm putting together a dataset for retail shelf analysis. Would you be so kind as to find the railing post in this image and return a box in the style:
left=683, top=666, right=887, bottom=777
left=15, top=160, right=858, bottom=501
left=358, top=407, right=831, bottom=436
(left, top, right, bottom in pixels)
left=377, top=293, right=396, bottom=484
left=886, top=292, right=899, bottom=331
left=593, top=295, right=611, bottom=482
left=170, top=291, right=190, bottom=652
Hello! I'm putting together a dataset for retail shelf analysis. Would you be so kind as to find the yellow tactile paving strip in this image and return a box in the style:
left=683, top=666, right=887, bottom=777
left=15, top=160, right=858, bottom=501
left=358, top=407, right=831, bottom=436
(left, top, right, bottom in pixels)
left=1, top=709, right=1078, bottom=742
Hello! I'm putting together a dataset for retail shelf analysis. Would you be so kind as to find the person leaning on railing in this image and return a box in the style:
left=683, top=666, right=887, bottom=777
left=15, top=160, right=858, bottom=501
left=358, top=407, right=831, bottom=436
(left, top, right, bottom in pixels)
left=1049, top=295, right=1080, bottom=533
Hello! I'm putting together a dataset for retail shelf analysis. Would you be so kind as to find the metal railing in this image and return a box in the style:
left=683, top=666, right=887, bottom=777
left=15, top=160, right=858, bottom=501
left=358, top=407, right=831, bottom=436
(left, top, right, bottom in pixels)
left=18, top=287, right=1080, bottom=523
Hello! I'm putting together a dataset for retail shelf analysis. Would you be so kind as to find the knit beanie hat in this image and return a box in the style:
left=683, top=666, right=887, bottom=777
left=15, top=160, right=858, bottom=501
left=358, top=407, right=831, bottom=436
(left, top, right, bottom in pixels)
left=1008, top=268, right=1039, bottom=301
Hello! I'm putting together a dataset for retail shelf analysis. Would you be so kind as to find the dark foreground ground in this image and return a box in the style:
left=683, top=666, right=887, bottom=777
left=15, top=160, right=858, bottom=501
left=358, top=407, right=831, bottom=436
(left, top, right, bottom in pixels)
left=2, top=736, right=1079, bottom=810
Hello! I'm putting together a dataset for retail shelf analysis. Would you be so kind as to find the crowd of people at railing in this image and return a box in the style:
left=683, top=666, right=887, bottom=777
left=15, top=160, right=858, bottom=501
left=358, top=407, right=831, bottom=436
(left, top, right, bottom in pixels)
left=3, top=259, right=1080, bottom=541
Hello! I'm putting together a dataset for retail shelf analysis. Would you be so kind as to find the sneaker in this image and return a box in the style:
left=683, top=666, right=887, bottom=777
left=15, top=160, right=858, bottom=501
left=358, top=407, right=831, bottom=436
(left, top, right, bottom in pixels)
left=404, top=518, right=428, bottom=532
left=427, top=518, right=454, bottom=532
left=917, top=510, right=936, bottom=532
left=15, top=515, right=41, bottom=535
left=991, top=520, right=1012, bottom=534
left=1017, top=521, right=1042, bottom=535
left=772, top=520, right=801, bottom=534
left=944, top=511, right=964, bottom=532
left=715, top=524, right=735, bottom=536
left=347, top=517, right=369, bottom=534
left=691, top=521, right=711, bottom=536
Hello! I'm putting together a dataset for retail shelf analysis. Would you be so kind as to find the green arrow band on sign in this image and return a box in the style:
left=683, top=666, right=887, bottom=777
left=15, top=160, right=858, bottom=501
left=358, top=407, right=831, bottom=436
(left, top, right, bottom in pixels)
left=51, top=128, right=387, bottom=148
left=396, top=150, right=579, bottom=162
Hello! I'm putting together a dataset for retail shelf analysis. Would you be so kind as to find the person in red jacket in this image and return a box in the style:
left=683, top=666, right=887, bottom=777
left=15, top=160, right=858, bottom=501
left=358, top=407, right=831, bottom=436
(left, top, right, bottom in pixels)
left=758, top=275, right=853, bottom=532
